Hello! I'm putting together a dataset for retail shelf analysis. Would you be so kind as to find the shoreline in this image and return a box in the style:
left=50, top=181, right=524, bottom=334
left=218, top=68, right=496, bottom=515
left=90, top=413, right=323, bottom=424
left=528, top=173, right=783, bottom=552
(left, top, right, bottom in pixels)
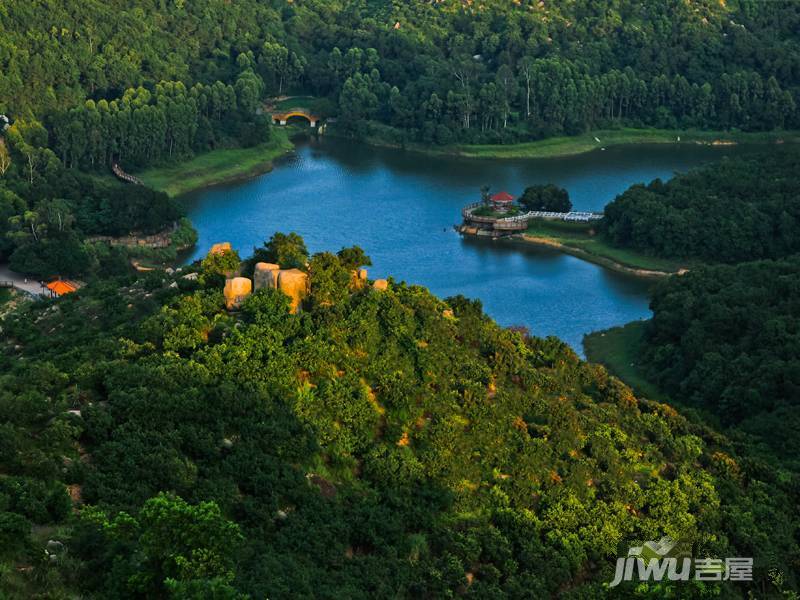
left=137, top=130, right=295, bottom=197
left=329, top=127, right=800, bottom=160
left=142, top=127, right=703, bottom=279
left=141, top=127, right=800, bottom=198
left=582, top=322, right=671, bottom=402
left=514, top=234, right=677, bottom=278
left=132, top=126, right=741, bottom=280
left=458, top=219, right=687, bottom=279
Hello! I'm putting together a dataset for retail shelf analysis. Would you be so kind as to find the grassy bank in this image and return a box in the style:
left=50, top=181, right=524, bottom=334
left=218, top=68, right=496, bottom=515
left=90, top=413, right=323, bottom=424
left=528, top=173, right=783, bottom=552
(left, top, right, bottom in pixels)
left=584, top=322, right=724, bottom=429
left=341, top=126, right=800, bottom=160
left=518, top=219, right=689, bottom=276
left=583, top=321, right=670, bottom=402
left=454, top=128, right=800, bottom=159
left=137, top=129, right=294, bottom=196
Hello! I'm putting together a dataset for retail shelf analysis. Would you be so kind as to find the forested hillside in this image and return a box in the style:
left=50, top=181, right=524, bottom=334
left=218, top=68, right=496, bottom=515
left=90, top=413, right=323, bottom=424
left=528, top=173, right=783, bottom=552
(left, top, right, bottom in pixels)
left=49, top=78, right=269, bottom=170
left=2, top=0, right=799, bottom=145
left=600, top=149, right=800, bottom=263
left=0, top=118, right=185, bottom=277
left=1, top=238, right=796, bottom=597
left=640, top=257, right=800, bottom=463
left=596, top=148, right=800, bottom=466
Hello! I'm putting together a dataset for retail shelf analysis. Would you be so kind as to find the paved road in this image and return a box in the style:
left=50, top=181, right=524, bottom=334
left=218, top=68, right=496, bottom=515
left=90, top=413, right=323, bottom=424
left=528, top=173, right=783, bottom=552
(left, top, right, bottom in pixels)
left=0, top=264, right=46, bottom=296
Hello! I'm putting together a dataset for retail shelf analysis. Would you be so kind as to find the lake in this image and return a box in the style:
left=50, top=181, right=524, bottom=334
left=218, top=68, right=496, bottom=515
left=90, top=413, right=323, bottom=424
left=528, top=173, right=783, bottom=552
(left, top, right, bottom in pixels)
left=184, top=137, right=751, bottom=354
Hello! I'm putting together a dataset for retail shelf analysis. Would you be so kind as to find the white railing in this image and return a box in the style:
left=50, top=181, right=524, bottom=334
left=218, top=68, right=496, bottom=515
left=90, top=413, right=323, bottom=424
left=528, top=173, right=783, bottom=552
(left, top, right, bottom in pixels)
left=461, top=203, right=604, bottom=232
left=494, top=210, right=604, bottom=225
left=461, top=202, right=482, bottom=218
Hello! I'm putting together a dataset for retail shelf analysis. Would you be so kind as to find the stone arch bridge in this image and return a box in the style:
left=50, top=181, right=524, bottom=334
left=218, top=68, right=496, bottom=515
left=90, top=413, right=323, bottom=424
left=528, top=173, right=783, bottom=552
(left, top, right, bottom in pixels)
left=271, top=108, right=320, bottom=128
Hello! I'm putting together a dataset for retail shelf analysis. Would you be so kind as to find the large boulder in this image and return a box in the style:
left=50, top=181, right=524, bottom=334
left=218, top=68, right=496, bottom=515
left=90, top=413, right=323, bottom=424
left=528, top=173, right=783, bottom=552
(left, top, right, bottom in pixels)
left=224, top=277, right=252, bottom=310
left=372, top=279, right=388, bottom=291
left=277, top=269, right=309, bottom=313
left=209, top=242, right=232, bottom=255
left=254, top=262, right=281, bottom=290
left=350, top=268, right=369, bottom=290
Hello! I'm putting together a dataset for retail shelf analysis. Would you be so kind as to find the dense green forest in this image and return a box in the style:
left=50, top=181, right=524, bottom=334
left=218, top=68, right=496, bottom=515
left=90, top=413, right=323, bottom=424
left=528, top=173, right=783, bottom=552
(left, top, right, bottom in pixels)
left=0, top=119, right=185, bottom=277
left=639, top=257, right=800, bottom=464
left=1, top=237, right=797, bottom=597
left=596, top=148, right=800, bottom=466
left=2, top=0, right=800, bottom=146
left=600, top=150, right=800, bottom=263
left=586, top=146, right=800, bottom=596
left=49, top=73, right=270, bottom=170
left=0, top=45, right=268, bottom=277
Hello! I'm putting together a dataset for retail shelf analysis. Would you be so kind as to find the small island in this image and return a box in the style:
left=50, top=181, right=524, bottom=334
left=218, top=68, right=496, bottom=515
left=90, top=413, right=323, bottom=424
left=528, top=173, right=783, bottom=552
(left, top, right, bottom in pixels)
left=457, top=185, right=602, bottom=239
left=457, top=184, right=689, bottom=277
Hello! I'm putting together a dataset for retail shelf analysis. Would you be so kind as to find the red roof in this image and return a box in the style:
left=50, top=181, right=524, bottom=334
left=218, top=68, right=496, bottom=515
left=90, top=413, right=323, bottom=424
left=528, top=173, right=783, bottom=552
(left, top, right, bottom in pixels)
left=46, top=280, right=78, bottom=296
left=491, top=191, right=515, bottom=203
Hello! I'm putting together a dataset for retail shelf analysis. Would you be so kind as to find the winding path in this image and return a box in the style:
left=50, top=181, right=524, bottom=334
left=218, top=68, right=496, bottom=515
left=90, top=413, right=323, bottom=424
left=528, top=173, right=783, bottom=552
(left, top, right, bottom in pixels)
left=111, top=163, right=143, bottom=185
left=0, top=264, right=46, bottom=296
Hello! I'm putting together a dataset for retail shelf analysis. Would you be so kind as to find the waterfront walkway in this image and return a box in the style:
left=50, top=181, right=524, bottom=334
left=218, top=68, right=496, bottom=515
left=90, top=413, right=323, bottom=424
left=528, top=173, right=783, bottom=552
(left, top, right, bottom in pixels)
left=461, top=203, right=604, bottom=232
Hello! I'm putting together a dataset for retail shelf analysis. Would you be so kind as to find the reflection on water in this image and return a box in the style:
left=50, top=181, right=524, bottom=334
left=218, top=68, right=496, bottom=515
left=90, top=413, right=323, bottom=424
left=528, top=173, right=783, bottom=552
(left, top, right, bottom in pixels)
left=184, top=137, right=753, bottom=354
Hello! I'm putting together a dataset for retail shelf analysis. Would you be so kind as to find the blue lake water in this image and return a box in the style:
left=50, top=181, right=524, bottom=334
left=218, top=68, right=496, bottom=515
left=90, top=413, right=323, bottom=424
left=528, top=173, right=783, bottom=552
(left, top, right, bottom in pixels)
left=184, top=137, right=752, bottom=354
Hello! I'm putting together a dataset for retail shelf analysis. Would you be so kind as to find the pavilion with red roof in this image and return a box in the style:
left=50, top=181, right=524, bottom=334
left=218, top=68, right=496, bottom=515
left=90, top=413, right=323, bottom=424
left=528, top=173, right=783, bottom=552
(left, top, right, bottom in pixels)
left=45, top=279, right=78, bottom=298
left=490, top=191, right=515, bottom=213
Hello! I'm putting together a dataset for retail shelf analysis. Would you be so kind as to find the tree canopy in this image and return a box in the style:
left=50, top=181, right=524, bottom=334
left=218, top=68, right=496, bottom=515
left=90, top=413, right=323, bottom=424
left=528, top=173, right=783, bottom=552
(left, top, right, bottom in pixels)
left=0, top=236, right=796, bottom=597
left=1, top=1, right=799, bottom=595
left=640, top=257, right=800, bottom=462
left=2, top=0, right=800, bottom=146
left=600, top=150, right=800, bottom=263
left=519, top=184, right=572, bottom=213
left=0, top=119, right=185, bottom=277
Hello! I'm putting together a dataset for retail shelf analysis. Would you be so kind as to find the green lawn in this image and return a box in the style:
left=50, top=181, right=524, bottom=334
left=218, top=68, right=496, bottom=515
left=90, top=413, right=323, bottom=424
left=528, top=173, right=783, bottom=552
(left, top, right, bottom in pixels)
left=522, top=219, right=689, bottom=274
left=137, top=129, right=294, bottom=196
left=583, top=321, right=670, bottom=402
left=450, top=128, right=800, bottom=159
left=342, top=125, right=800, bottom=159
left=275, top=96, right=318, bottom=110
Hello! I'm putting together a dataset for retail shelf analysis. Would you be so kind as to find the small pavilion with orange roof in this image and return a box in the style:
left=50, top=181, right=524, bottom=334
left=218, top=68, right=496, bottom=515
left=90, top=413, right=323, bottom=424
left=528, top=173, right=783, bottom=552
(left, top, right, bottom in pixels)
left=45, top=279, right=78, bottom=298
